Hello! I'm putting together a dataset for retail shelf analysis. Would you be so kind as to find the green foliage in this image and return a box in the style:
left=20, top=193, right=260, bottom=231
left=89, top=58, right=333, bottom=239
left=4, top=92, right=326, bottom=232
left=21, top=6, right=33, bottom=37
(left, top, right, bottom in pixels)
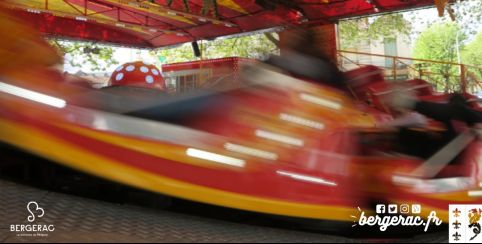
left=339, top=13, right=411, bottom=49
left=153, top=33, right=279, bottom=63
left=462, top=32, right=482, bottom=83
left=339, top=0, right=482, bottom=50
left=154, top=43, right=196, bottom=63
left=413, top=23, right=466, bottom=92
left=49, top=40, right=118, bottom=72
left=463, top=32, right=482, bottom=67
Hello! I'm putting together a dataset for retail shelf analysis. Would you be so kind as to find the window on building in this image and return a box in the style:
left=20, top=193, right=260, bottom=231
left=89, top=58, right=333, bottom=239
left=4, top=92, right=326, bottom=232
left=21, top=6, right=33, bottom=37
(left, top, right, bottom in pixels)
left=178, top=74, right=198, bottom=93
left=384, top=38, right=398, bottom=68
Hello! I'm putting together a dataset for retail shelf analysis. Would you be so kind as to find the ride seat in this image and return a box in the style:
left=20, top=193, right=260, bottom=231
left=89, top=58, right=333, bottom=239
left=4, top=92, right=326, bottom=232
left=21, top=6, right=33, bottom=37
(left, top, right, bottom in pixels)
left=365, top=78, right=435, bottom=113
left=365, top=82, right=392, bottom=112
left=344, top=65, right=385, bottom=101
left=405, top=79, right=433, bottom=96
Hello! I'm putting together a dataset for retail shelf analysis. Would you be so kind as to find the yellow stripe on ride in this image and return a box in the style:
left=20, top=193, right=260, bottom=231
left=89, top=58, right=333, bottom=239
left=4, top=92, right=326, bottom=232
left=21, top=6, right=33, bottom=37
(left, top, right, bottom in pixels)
left=7, top=0, right=110, bottom=20
left=4, top=0, right=180, bottom=35
left=100, top=0, right=195, bottom=25
left=217, top=0, right=248, bottom=14
left=0, top=117, right=355, bottom=221
left=55, top=122, right=246, bottom=171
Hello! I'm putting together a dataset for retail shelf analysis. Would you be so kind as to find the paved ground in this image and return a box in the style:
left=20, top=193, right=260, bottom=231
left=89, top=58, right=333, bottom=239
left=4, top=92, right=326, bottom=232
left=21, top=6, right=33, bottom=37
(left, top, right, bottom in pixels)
left=0, top=180, right=448, bottom=243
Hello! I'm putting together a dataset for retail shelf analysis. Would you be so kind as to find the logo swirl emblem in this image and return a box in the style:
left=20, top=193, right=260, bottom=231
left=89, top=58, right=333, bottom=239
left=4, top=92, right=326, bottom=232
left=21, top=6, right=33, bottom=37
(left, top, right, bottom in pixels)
left=27, top=201, right=44, bottom=222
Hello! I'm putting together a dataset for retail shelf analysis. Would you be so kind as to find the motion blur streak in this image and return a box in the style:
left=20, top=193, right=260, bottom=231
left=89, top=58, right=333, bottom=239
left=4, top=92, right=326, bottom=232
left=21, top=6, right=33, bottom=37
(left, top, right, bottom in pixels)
left=255, top=129, right=304, bottom=146
left=277, top=170, right=337, bottom=186
left=224, top=143, right=278, bottom=160
left=186, top=148, right=246, bottom=167
left=279, top=113, right=325, bottom=130
left=468, top=191, right=482, bottom=197
left=0, top=82, right=66, bottom=108
left=299, top=93, right=341, bottom=110
left=392, top=175, right=423, bottom=186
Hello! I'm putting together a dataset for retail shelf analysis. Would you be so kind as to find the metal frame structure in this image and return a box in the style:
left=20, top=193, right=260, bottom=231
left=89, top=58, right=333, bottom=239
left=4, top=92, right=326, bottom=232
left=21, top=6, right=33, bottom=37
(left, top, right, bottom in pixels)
left=3, top=0, right=240, bottom=38
left=2, top=0, right=451, bottom=48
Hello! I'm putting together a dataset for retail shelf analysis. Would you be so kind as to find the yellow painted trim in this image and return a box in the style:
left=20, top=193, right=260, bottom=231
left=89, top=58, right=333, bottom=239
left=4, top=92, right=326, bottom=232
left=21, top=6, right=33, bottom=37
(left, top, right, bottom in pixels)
left=55, top=123, right=246, bottom=171
left=421, top=191, right=480, bottom=202
left=217, top=0, right=248, bottom=14
left=6, top=0, right=151, bottom=35
left=0, top=118, right=354, bottom=221
left=100, top=0, right=195, bottom=25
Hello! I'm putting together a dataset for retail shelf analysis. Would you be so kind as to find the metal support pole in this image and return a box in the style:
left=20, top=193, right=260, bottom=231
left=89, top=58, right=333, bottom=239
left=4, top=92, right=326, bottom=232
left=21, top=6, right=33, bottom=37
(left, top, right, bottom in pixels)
left=392, top=56, right=397, bottom=80
left=461, top=64, right=466, bottom=93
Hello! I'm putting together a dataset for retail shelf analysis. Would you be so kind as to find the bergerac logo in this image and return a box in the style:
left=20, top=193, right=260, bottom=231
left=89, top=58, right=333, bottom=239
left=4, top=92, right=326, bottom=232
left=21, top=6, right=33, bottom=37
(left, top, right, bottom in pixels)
left=27, top=201, right=44, bottom=222
left=10, top=201, right=55, bottom=237
left=351, top=204, right=442, bottom=232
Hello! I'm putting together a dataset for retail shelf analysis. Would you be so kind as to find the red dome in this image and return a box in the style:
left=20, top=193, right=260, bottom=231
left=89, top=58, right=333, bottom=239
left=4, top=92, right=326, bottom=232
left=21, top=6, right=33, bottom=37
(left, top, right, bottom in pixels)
left=109, top=61, right=166, bottom=91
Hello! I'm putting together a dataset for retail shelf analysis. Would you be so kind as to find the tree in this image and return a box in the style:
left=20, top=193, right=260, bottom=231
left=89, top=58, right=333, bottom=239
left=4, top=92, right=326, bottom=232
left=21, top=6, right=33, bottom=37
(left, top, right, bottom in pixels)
left=338, top=0, right=482, bottom=50
left=338, top=13, right=411, bottom=49
left=154, top=43, right=196, bottom=64
left=413, top=22, right=466, bottom=92
left=49, top=40, right=118, bottom=72
left=462, top=32, right=482, bottom=67
left=153, top=33, right=279, bottom=63
left=447, top=0, right=482, bottom=36
left=203, top=33, right=279, bottom=60
left=462, top=32, right=482, bottom=86
left=405, top=0, right=482, bottom=39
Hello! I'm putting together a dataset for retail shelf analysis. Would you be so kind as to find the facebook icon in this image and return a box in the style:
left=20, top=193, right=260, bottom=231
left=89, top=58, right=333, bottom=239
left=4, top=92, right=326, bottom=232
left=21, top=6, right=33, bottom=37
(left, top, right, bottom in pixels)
left=376, top=204, right=386, bottom=214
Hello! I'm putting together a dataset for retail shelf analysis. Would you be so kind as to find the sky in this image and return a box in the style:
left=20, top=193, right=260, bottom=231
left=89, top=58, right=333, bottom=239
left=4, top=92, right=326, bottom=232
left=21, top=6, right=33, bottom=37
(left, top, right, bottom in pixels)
left=64, top=6, right=482, bottom=74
